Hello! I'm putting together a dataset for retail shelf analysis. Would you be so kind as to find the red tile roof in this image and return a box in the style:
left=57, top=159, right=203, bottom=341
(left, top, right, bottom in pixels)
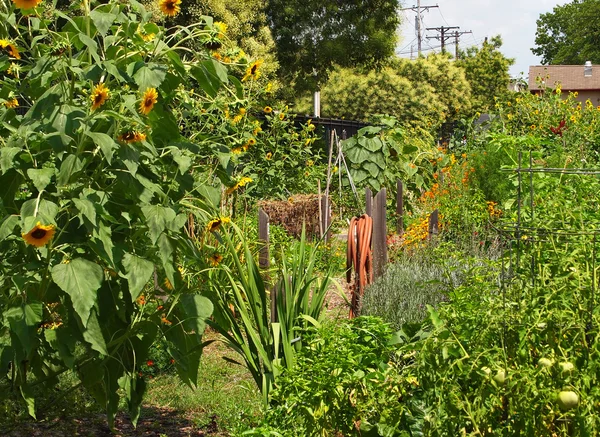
left=529, top=65, right=600, bottom=91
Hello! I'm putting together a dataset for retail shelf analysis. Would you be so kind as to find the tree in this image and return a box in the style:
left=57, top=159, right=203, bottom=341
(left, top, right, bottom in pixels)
left=267, top=0, right=401, bottom=92
left=457, top=36, right=514, bottom=113
left=532, top=0, right=600, bottom=65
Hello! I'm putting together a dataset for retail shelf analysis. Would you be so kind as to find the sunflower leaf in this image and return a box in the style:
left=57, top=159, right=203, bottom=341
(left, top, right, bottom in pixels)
left=26, top=167, right=55, bottom=192
left=141, top=204, right=176, bottom=244
left=133, top=63, right=168, bottom=91
left=122, top=253, right=154, bottom=302
left=51, top=259, right=103, bottom=327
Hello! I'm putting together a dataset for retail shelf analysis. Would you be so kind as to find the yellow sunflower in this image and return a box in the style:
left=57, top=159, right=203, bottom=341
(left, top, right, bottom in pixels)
left=12, top=0, right=43, bottom=9
left=3, top=98, right=18, bottom=109
left=118, top=131, right=146, bottom=143
left=214, top=22, right=227, bottom=39
left=158, top=0, right=181, bottom=17
left=242, top=60, right=263, bottom=82
left=163, top=277, right=174, bottom=290
left=247, top=138, right=256, bottom=146
left=0, top=39, right=21, bottom=59
left=139, top=88, right=158, bottom=115
left=278, top=113, right=285, bottom=120
left=90, top=83, right=109, bottom=111
left=207, top=217, right=231, bottom=232
left=264, top=106, right=273, bottom=114
left=209, top=253, right=223, bottom=266
left=22, top=222, right=56, bottom=247
left=266, top=152, right=272, bottom=160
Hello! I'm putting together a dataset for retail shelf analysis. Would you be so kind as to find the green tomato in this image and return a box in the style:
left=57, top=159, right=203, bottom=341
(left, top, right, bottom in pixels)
left=559, top=362, right=575, bottom=373
left=493, top=369, right=506, bottom=385
left=557, top=391, right=579, bottom=410
left=481, top=366, right=492, bottom=376
left=538, top=358, right=553, bottom=368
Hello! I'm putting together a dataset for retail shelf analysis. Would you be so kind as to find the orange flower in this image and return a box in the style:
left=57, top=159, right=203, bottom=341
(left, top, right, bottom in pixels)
left=22, top=222, right=56, bottom=247
left=139, top=88, right=158, bottom=115
left=12, top=0, right=43, bottom=9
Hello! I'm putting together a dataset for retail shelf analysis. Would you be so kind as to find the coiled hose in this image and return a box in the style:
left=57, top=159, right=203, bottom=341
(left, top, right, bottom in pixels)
left=346, top=214, right=373, bottom=318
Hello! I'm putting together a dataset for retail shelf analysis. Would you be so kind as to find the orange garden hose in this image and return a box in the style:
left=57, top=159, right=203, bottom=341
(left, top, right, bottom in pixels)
left=346, top=214, right=373, bottom=318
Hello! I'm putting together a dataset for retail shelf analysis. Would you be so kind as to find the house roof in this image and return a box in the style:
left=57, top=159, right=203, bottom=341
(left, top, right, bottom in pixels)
left=529, top=65, right=600, bottom=91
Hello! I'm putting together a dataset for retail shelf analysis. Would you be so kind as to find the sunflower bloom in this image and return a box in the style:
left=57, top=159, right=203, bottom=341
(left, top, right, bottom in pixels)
left=264, top=106, right=272, bottom=114
left=118, top=131, right=146, bottom=143
left=214, top=22, right=227, bottom=39
left=0, top=39, right=21, bottom=59
left=242, top=60, right=263, bottom=82
left=139, top=88, right=158, bottom=115
left=266, top=152, right=272, bottom=160
left=163, top=277, right=174, bottom=291
left=3, top=98, right=18, bottom=109
left=22, top=222, right=56, bottom=247
left=11, top=0, right=43, bottom=9
left=158, top=0, right=181, bottom=17
left=90, top=83, right=109, bottom=111
left=207, top=217, right=231, bottom=232
left=209, top=253, right=223, bottom=266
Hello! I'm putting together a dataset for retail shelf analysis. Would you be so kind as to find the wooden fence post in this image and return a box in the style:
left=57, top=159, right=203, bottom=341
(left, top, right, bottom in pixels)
left=428, top=209, right=439, bottom=241
left=372, top=189, right=388, bottom=280
left=258, top=209, right=270, bottom=269
left=365, top=187, right=373, bottom=217
left=320, top=195, right=331, bottom=242
left=396, top=180, right=404, bottom=235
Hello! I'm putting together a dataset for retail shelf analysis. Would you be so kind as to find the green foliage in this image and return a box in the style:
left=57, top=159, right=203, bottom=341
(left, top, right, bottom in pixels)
left=202, top=224, right=333, bottom=404
left=0, top=0, right=236, bottom=425
left=268, top=0, right=401, bottom=92
left=532, top=0, right=600, bottom=65
left=264, top=317, right=413, bottom=436
left=457, top=36, right=514, bottom=113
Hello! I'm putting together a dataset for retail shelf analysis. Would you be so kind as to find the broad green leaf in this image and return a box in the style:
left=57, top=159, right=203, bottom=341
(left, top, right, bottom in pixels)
left=122, top=253, right=154, bottom=302
left=402, top=144, right=419, bottom=154
left=83, top=307, right=108, bottom=355
left=0, top=171, right=23, bottom=214
left=86, top=131, right=118, bottom=164
left=78, top=34, right=101, bottom=64
left=172, top=149, right=191, bottom=174
left=190, top=60, right=225, bottom=98
left=91, top=221, right=114, bottom=265
left=363, top=161, right=381, bottom=178
left=358, top=126, right=382, bottom=135
left=51, top=259, right=103, bottom=327
left=1, top=147, right=21, bottom=174
left=73, top=198, right=97, bottom=226
left=0, top=215, right=19, bottom=241
left=20, top=198, right=59, bottom=230
left=346, top=145, right=371, bottom=164
left=141, top=204, right=176, bottom=244
left=133, top=63, right=168, bottom=91
left=57, top=155, right=84, bottom=186
left=361, top=137, right=384, bottom=152
left=44, top=327, right=76, bottom=368
left=119, top=374, right=147, bottom=427
left=157, top=233, right=174, bottom=285
left=26, top=167, right=54, bottom=192
left=20, top=385, right=36, bottom=419
left=3, top=303, right=43, bottom=355
left=90, top=9, right=118, bottom=36
left=351, top=168, right=369, bottom=184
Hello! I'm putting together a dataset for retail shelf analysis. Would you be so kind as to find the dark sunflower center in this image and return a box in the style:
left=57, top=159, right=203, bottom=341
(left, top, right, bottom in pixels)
left=94, top=94, right=103, bottom=104
left=31, top=229, right=47, bottom=239
left=166, top=1, right=175, bottom=10
left=251, top=65, right=258, bottom=75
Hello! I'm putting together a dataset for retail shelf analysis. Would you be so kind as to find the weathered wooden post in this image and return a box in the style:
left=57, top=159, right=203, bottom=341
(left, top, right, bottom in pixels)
left=372, top=189, right=388, bottom=280
left=320, top=195, right=331, bottom=242
left=428, top=209, right=439, bottom=241
left=365, top=187, right=373, bottom=217
left=259, top=209, right=277, bottom=322
left=396, top=180, right=404, bottom=235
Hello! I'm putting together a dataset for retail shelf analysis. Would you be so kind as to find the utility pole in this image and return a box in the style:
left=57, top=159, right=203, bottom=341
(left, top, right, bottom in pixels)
left=400, top=2, right=438, bottom=56
left=426, top=26, right=459, bottom=54
left=453, top=30, right=473, bottom=59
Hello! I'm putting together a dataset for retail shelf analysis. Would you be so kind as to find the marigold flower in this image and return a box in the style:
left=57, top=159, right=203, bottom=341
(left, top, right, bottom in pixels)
left=22, top=222, right=56, bottom=247
left=139, top=87, right=158, bottom=115
left=3, top=98, right=18, bottom=109
left=161, top=315, right=172, bottom=325
left=242, top=59, right=263, bottom=82
left=0, top=39, right=20, bottom=59
left=12, top=0, right=42, bottom=9
left=263, top=106, right=272, bottom=114
left=158, top=0, right=181, bottom=17
left=209, top=253, right=223, bottom=266
left=90, top=83, right=109, bottom=111
left=136, top=295, right=146, bottom=306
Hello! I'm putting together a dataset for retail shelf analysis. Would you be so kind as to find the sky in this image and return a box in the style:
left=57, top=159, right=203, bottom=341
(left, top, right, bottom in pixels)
left=397, top=0, right=570, bottom=79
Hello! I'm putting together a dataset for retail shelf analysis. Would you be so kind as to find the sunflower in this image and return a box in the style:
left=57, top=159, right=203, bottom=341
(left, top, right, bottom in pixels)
left=207, top=217, right=231, bottom=232
left=22, top=222, right=56, bottom=247
left=266, top=152, right=272, bottom=160
left=242, top=60, right=263, bottom=82
left=0, top=39, right=20, bottom=59
left=90, top=83, right=109, bottom=111
left=139, top=88, right=158, bottom=115
left=214, top=22, right=227, bottom=39
left=264, top=106, right=272, bottom=114
left=247, top=138, right=256, bottom=146
left=158, top=0, right=181, bottom=17
left=118, top=131, right=146, bottom=143
left=278, top=113, right=285, bottom=120
left=3, top=98, right=18, bottom=109
left=163, top=277, right=174, bottom=291
left=11, top=0, right=43, bottom=9
left=209, top=253, right=223, bottom=266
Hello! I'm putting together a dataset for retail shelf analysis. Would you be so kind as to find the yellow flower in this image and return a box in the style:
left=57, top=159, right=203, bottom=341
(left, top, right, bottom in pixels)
left=232, top=114, right=242, bottom=124
left=306, top=159, right=314, bottom=167
left=140, top=32, right=155, bottom=42
left=530, top=124, right=536, bottom=130
left=0, top=39, right=20, bottom=59
left=266, top=152, right=272, bottom=160
left=118, top=131, right=146, bottom=143
left=90, top=83, right=109, bottom=111
left=573, top=91, right=579, bottom=98
left=12, top=0, right=43, bottom=9
left=163, top=277, right=174, bottom=290
left=207, top=217, right=230, bottom=232
left=253, top=127, right=262, bottom=136
left=209, top=253, right=223, bottom=266
left=238, top=107, right=246, bottom=116
left=238, top=177, right=252, bottom=187
left=136, top=295, right=146, bottom=306
left=3, top=98, right=18, bottom=109
left=265, top=82, right=273, bottom=92
left=214, top=22, right=227, bottom=39
left=242, top=59, right=263, bottom=82
left=7, top=62, right=21, bottom=78
left=22, top=222, right=56, bottom=247
left=247, top=138, right=256, bottom=146
left=139, top=88, right=158, bottom=115
left=158, top=0, right=181, bottom=17
left=264, top=106, right=272, bottom=114
left=278, top=113, right=285, bottom=121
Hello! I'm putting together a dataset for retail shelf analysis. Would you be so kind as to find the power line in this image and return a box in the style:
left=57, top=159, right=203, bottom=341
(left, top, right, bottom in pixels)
left=400, top=1, right=438, bottom=56
left=425, top=26, right=459, bottom=54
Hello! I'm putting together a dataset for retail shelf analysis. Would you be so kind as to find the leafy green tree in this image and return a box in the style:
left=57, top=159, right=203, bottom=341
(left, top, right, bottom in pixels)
left=267, top=0, right=401, bottom=92
left=457, top=36, right=514, bottom=113
left=532, top=0, right=600, bottom=65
